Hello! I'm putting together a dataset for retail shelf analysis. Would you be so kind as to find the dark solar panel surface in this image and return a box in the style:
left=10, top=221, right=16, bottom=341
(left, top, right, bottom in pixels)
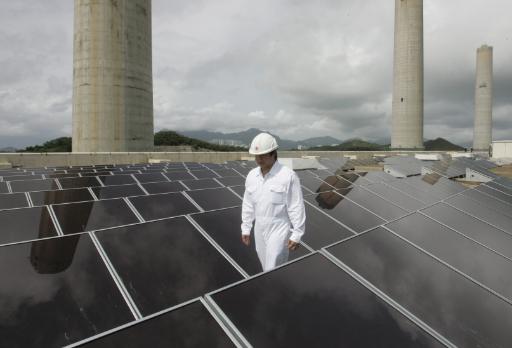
left=30, top=188, right=94, bottom=206
left=0, top=192, right=29, bottom=210
left=78, top=300, right=236, bottom=347
left=92, top=184, right=146, bottom=199
left=1, top=160, right=512, bottom=347
left=327, top=227, right=512, bottom=348
left=96, top=217, right=243, bottom=315
left=211, top=253, right=444, bottom=348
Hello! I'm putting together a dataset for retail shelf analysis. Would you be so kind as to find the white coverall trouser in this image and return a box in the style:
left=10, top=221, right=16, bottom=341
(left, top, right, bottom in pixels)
left=241, top=162, right=306, bottom=271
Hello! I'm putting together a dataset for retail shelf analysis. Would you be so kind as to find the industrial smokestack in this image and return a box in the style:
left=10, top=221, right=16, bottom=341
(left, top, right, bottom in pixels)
left=391, top=0, right=424, bottom=149
left=473, top=45, right=493, bottom=151
left=72, top=0, right=154, bottom=152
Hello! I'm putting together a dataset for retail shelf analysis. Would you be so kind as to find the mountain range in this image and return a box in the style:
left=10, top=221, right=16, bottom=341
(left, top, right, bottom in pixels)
left=178, top=128, right=342, bottom=149
left=177, top=128, right=465, bottom=151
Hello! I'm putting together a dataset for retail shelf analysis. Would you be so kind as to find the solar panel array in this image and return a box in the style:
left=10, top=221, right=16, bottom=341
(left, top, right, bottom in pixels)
left=1, top=159, right=512, bottom=347
left=383, top=154, right=499, bottom=179
left=425, top=156, right=498, bottom=179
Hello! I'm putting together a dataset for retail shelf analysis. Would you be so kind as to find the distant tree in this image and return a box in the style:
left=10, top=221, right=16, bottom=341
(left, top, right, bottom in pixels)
left=154, top=130, right=245, bottom=152
left=22, top=137, right=72, bottom=152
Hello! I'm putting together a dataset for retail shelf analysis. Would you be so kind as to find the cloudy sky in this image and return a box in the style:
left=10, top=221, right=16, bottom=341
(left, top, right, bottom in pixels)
left=0, top=0, right=510, bottom=148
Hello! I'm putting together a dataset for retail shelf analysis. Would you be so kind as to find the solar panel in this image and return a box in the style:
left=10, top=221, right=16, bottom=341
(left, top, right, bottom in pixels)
left=180, top=178, right=222, bottom=190
left=44, top=173, right=80, bottom=179
left=356, top=171, right=397, bottom=183
left=10, top=178, right=59, bottom=193
left=384, top=156, right=423, bottom=177
left=336, top=172, right=374, bottom=186
left=210, top=253, right=446, bottom=347
left=133, top=173, right=168, bottom=183
left=446, top=194, right=512, bottom=233
left=59, top=177, right=102, bottom=189
left=477, top=184, right=512, bottom=204
left=405, top=174, right=466, bottom=197
left=211, top=168, right=242, bottom=178
left=495, top=177, right=512, bottom=189
left=2, top=174, right=44, bottom=181
left=481, top=181, right=512, bottom=196
left=0, top=206, right=57, bottom=245
left=229, top=185, right=245, bottom=197
left=363, top=183, right=426, bottom=211
left=336, top=187, right=408, bottom=221
left=141, top=181, right=185, bottom=194
left=189, top=170, right=220, bottom=179
left=422, top=203, right=512, bottom=259
left=95, top=217, right=244, bottom=315
left=0, top=234, right=133, bottom=346
left=0, top=182, right=10, bottom=194
left=461, top=189, right=512, bottom=218
left=163, top=171, right=195, bottom=181
left=304, top=192, right=386, bottom=233
left=215, top=175, right=245, bottom=187
left=92, top=184, right=146, bottom=199
left=385, top=180, right=443, bottom=204
left=128, top=192, right=199, bottom=221
left=327, top=227, right=512, bottom=348
left=301, top=204, right=355, bottom=249
left=0, top=192, right=29, bottom=210
left=76, top=300, right=237, bottom=347
left=298, top=175, right=334, bottom=193
left=386, top=213, right=512, bottom=302
left=185, top=187, right=242, bottom=211
left=97, top=174, right=136, bottom=186
left=30, top=188, right=95, bottom=206
left=52, top=199, right=140, bottom=234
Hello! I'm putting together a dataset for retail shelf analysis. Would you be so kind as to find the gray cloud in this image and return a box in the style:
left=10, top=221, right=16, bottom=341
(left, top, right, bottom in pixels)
left=1, top=0, right=511, bottom=148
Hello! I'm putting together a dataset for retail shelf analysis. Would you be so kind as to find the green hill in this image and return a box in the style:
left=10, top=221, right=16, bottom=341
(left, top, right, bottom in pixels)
left=310, top=138, right=389, bottom=151
left=22, top=137, right=72, bottom=152
left=19, top=131, right=244, bottom=153
left=154, top=130, right=244, bottom=151
left=311, top=137, right=464, bottom=151
left=424, top=138, right=464, bottom=151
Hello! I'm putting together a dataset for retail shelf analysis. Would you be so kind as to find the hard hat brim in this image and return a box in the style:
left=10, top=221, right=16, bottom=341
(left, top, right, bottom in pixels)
left=248, top=145, right=279, bottom=155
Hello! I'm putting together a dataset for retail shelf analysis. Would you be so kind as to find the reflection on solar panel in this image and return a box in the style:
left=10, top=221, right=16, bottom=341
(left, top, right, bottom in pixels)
left=210, top=253, right=445, bottom=348
left=384, top=156, right=423, bottom=177
left=1, top=160, right=512, bottom=346
left=77, top=300, right=237, bottom=347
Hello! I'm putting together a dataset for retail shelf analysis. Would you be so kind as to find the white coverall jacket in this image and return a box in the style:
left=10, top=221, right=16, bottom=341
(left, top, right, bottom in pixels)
left=241, top=161, right=306, bottom=271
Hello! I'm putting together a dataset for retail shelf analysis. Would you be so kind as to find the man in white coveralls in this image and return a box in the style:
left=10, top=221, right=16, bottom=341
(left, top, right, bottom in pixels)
left=241, top=132, right=306, bottom=271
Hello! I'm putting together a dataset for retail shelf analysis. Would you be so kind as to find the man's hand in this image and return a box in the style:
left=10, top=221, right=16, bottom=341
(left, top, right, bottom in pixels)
left=287, top=240, right=300, bottom=251
left=241, top=234, right=251, bottom=246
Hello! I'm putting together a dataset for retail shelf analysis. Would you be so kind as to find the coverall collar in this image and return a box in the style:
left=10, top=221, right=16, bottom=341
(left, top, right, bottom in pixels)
left=256, top=160, right=281, bottom=179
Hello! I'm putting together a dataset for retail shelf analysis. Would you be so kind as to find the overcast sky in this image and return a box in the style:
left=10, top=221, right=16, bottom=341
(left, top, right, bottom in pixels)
left=0, top=0, right=510, bottom=148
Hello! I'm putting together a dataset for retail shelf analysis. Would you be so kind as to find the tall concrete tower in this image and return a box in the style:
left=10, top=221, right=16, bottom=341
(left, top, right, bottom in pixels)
left=72, top=0, right=154, bottom=152
left=391, top=0, right=424, bottom=149
left=473, top=45, right=493, bottom=151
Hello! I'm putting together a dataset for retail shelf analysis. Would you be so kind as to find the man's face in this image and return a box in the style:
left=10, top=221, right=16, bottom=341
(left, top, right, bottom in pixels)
left=255, top=153, right=275, bottom=170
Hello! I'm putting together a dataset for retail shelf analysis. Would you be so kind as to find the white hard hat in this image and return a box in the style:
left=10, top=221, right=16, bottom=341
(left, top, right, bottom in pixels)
left=249, top=133, right=279, bottom=155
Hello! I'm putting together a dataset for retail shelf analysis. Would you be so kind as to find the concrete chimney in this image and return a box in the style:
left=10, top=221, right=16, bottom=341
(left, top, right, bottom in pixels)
left=72, top=0, right=154, bottom=152
left=473, top=45, right=493, bottom=151
left=391, top=0, right=424, bottom=149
